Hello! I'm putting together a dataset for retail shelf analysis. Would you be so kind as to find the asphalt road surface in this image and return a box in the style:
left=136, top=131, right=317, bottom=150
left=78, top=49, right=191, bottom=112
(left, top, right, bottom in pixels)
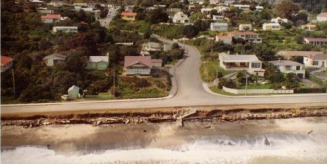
left=2, top=37, right=327, bottom=114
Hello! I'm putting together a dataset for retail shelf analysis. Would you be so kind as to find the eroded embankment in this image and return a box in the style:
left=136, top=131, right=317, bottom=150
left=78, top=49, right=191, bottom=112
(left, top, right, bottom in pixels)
left=2, top=106, right=327, bottom=128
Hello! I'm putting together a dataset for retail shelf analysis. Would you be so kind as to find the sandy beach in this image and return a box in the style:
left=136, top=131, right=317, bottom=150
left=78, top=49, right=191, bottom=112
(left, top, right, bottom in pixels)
left=2, top=117, right=327, bottom=164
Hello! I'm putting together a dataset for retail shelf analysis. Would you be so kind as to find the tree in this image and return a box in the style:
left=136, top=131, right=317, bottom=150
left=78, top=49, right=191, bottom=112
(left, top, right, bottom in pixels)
left=146, top=8, right=169, bottom=24
left=172, top=43, right=180, bottom=49
left=144, top=28, right=152, bottom=39
left=182, top=25, right=198, bottom=38
left=275, top=1, right=300, bottom=20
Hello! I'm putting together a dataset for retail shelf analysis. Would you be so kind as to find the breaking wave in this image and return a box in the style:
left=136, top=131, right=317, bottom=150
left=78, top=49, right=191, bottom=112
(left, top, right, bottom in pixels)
left=2, top=132, right=327, bottom=164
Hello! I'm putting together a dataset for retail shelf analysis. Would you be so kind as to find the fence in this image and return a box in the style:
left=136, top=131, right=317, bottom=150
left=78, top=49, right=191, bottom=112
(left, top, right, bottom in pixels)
left=222, top=86, right=294, bottom=94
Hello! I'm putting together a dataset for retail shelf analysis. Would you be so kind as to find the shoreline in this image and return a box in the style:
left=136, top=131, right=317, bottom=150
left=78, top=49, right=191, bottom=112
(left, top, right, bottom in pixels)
left=2, top=117, right=327, bottom=164
left=2, top=103, right=327, bottom=127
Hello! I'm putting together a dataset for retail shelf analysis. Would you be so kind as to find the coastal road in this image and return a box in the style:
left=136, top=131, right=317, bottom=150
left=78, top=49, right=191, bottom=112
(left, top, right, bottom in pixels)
left=2, top=37, right=327, bottom=114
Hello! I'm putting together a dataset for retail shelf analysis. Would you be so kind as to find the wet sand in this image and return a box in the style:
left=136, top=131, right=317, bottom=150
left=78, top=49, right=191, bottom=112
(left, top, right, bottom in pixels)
left=2, top=117, right=327, bottom=154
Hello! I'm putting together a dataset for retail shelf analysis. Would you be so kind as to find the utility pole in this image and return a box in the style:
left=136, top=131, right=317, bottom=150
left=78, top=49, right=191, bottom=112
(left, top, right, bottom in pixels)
left=113, top=70, right=116, bottom=98
left=12, top=69, right=16, bottom=97
left=245, top=74, right=248, bottom=96
left=216, top=68, right=219, bottom=89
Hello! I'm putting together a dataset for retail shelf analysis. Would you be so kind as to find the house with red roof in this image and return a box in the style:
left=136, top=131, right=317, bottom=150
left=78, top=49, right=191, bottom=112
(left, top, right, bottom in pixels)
left=1, top=56, right=14, bottom=72
left=124, top=56, right=162, bottom=75
left=121, top=12, right=137, bottom=21
left=41, top=14, right=61, bottom=24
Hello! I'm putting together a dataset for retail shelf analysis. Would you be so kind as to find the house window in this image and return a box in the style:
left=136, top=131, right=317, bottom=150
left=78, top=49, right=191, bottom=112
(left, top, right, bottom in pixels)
left=285, top=66, right=291, bottom=70
left=313, top=61, right=319, bottom=65
left=296, top=66, right=301, bottom=70
left=251, top=63, right=261, bottom=68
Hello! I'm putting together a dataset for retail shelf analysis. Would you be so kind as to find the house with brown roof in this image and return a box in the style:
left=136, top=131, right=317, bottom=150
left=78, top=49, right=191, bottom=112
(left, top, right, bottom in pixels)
left=41, top=14, right=61, bottom=23
left=215, top=35, right=232, bottom=45
left=1, top=55, right=14, bottom=72
left=303, top=37, right=327, bottom=46
left=124, top=56, right=162, bottom=75
left=121, top=12, right=137, bottom=21
left=269, top=60, right=305, bottom=78
left=276, top=51, right=324, bottom=59
left=228, top=31, right=262, bottom=44
left=317, top=13, right=327, bottom=22
left=303, top=54, right=327, bottom=68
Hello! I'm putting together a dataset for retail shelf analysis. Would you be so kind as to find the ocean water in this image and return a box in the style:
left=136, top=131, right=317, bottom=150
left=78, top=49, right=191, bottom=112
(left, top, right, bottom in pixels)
left=2, top=132, right=327, bottom=164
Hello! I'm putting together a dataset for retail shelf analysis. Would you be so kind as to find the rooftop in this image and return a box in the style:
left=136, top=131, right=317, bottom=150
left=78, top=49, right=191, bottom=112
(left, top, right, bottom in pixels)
left=217, top=35, right=232, bottom=39
left=269, top=60, right=303, bottom=66
left=313, top=54, right=327, bottom=60
left=220, top=54, right=261, bottom=62
left=89, top=56, right=109, bottom=63
left=43, top=53, right=66, bottom=60
left=1, top=55, right=13, bottom=66
left=121, top=12, right=137, bottom=16
left=277, top=51, right=324, bottom=58
left=317, top=12, right=327, bottom=18
left=211, top=23, right=228, bottom=26
left=304, top=37, right=327, bottom=42
left=124, top=56, right=152, bottom=68
left=229, top=31, right=258, bottom=35
left=41, top=14, right=61, bottom=19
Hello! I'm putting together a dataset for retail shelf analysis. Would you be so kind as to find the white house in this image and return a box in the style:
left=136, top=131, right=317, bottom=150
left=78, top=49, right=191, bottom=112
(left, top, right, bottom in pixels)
left=210, top=23, right=228, bottom=31
left=271, top=17, right=288, bottom=24
left=141, top=42, right=164, bottom=55
left=262, top=23, right=281, bottom=31
left=68, top=85, right=81, bottom=99
left=210, top=0, right=220, bottom=4
left=303, top=54, right=327, bottom=68
left=219, top=53, right=264, bottom=76
left=1, top=56, right=14, bottom=72
left=215, top=6, right=230, bottom=13
left=86, top=56, right=109, bottom=70
left=301, top=24, right=317, bottom=31
left=37, top=8, right=54, bottom=14
left=201, top=8, right=215, bottom=14
left=239, top=24, right=252, bottom=31
left=255, top=6, right=264, bottom=12
left=172, top=12, right=190, bottom=24
left=43, top=53, right=66, bottom=67
left=269, top=60, right=305, bottom=78
left=317, top=13, right=327, bottom=22
left=224, top=0, right=235, bottom=5
left=232, top=4, right=250, bottom=10
left=73, top=3, right=88, bottom=7
left=215, top=35, right=232, bottom=45
left=212, top=15, right=225, bottom=21
left=228, top=31, right=262, bottom=43
left=53, top=26, right=78, bottom=33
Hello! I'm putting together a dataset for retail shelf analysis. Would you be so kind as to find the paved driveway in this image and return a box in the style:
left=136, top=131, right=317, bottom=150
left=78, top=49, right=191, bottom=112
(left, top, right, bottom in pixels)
left=98, top=7, right=117, bottom=28
left=2, top=37, right=327, bottom=114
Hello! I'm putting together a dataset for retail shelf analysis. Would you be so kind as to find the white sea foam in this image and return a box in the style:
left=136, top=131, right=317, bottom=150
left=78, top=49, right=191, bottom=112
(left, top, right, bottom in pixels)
left=2, top=133, right=327, bottom=164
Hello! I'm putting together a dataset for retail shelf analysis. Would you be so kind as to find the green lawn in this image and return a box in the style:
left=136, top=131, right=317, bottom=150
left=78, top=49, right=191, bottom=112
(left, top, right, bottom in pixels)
left=209, top=86, right=238, bottom=96
left=200, top=60, right=236, bottom=82
left=238, top=84, right=272, bottom=89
